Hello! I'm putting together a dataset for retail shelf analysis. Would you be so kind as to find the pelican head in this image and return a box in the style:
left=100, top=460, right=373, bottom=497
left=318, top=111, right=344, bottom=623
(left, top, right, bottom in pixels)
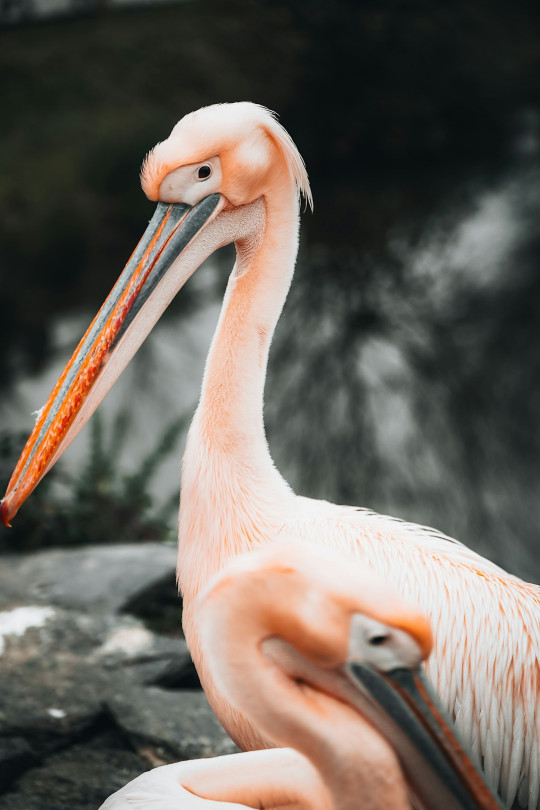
left=141, top=102, right=312, bottom=208
left=1, top=103, right=311, bottom=525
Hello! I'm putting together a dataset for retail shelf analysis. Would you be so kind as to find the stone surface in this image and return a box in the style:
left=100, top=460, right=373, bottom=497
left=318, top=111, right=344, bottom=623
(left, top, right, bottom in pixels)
left=0, top=737, right=38, bottom=793
left=0, top=606, right=113, bottom=753
left=0, top=543, right=178, bottom=614
left=120, top=570, right=184, bottom=637
left=96, top=624, right=197, bottom=687
left=0, top=604, right=193, bottom=751
left=0, top=736, right=148, bottom=810
left=0, top=545, right=236, bottom=808
left=107, top=686, right=239, bottom=761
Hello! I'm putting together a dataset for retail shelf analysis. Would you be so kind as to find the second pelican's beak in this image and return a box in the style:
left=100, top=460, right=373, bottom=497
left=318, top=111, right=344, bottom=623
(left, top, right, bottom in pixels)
left=1, top=193, right=224, bottom=526
left=345, top=660, right=503, bottom=810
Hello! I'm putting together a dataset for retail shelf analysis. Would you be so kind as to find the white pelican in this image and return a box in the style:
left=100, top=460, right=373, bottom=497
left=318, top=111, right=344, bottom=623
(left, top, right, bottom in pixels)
left=2, top=103, right=539, bottom=808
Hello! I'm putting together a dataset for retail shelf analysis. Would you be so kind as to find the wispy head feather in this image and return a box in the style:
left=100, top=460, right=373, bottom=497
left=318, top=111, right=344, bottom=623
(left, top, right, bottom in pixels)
left=140, top=144, right=168, bottom=201
left=252, top=105, right=313, bottom=211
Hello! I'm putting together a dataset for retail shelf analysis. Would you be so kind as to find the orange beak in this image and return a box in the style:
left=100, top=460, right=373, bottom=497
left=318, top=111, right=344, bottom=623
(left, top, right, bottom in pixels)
left=1, top=193, right=223, bottom=526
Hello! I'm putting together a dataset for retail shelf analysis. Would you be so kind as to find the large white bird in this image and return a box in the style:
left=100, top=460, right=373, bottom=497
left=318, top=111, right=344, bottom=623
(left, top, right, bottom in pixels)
left=2, top=103, right=539, bottom=808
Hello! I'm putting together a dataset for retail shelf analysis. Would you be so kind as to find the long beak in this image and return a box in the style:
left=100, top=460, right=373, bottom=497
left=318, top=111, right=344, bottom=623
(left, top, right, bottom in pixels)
left=1, top=193, right=224, bottom=526
left=346, top=662, right=503, bottom=810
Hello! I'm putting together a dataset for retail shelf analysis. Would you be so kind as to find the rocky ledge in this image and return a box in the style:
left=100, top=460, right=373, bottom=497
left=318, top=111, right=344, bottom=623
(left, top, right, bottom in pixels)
left=0, top=544, right=238, bottom=809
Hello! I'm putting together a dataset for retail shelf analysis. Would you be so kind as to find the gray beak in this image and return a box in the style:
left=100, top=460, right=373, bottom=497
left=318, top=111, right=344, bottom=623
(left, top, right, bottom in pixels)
left=346, top=662, right=503, bottom=810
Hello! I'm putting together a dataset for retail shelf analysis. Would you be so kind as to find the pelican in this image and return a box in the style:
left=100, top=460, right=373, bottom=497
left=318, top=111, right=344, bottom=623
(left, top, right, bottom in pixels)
left=1, top=103, right=539, bottom=808
left=101, top=544, right=503, bottom=810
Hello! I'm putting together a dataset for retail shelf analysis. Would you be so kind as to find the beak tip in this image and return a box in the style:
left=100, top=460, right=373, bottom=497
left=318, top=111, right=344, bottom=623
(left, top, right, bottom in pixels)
left=0, top=498, right=13, bottom=527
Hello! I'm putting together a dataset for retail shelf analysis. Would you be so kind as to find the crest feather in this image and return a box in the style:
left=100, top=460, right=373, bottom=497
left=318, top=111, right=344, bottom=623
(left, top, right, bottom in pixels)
left=254, top=105, right=313, bottom=211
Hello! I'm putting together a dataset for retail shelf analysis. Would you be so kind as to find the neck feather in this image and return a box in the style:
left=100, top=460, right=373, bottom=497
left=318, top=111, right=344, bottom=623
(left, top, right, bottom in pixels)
left=178, top=177, right=300, bottom=595
left=196, top=177, right=299, bottom=452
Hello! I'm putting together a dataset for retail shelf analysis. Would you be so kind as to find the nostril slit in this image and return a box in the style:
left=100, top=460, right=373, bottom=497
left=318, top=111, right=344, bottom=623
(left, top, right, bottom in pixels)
left=369, top=634, right=389, bottom=646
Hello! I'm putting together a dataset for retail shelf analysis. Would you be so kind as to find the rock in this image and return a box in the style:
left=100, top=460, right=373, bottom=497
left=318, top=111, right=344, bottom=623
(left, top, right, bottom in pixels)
left=0, top=737, right=38, bottom=793
left=0, top=603, right=192, bottom=755
left=107, top=686, right=239, bottom=761
left=0, top=604, right=56, bottom=654
left=0, top=544, right=235, bottom=808
left=0, top=544, right=178, bottom=614
left=0, top=736, right=148, bottom=810
left=145, top=652, right=202, bottom=689
left=95, top=624, right=196, bottom=687
left=0, top=606, right=114, bottom=754
left=120, top=570, right=184, bottom=636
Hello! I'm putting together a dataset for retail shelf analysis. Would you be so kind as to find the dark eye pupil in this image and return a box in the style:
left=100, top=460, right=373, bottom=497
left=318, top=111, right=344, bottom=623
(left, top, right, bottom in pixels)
left=369, top=634, right=388, bottom=646
left=198, top=165, right=211, bottom=179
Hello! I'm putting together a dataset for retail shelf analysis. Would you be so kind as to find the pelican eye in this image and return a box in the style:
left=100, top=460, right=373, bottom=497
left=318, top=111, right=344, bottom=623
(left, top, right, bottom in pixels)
left=368, top=633, right=389, bottom=646
left=198, top=165, right=212, bottom=180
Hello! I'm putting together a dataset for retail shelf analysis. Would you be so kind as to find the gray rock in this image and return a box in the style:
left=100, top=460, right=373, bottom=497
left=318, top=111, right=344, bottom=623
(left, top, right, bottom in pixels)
left=107, top=686, right=239, bottom=761
left=0, top=738, right=148, bottom=810
left=0, top=603, right=191, bottom=754
left=0, top=543, right=178, bottom=614
left=0, top=544, right=235, bottom=808
left=0, top=606, right=114, bottom=753
left=95, top=623, right=196, bottom=687
left=0, top=737, right=38, bottom=793
left=143, top=651, right=202, bottom=689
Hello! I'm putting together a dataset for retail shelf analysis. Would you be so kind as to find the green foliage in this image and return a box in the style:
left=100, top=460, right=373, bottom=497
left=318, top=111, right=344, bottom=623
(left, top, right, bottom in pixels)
left=0, top=408, right=191, bottom=552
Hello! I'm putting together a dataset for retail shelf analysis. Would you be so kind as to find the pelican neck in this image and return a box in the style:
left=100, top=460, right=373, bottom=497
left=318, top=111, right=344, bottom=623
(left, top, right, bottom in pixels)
left=196, top=177, right=300, bottom=455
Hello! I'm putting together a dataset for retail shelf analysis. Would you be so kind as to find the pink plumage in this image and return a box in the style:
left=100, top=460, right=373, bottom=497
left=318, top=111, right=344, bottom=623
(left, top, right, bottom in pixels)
left=3, top=103, right=539, bottom=808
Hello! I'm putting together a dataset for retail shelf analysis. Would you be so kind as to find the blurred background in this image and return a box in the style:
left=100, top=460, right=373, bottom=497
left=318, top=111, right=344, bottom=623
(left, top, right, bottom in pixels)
left=1, top=0, right=540, bottom=580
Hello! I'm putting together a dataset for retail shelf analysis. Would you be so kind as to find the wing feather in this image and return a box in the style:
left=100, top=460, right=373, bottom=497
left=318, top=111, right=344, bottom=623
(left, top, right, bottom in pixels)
left=286, top=496, right=540, bottom=808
